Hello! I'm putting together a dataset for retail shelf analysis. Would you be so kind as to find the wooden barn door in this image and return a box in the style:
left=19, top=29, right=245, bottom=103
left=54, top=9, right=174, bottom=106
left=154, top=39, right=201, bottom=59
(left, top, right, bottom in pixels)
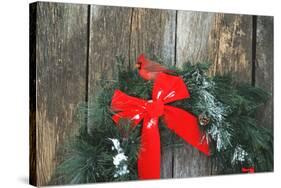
left=30, top=2, right=273, bottom=186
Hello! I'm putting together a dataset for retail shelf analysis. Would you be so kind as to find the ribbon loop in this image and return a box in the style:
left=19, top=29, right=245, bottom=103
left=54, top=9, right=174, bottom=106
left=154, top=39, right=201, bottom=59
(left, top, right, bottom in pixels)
left=153, top=73, right=190, bottom=103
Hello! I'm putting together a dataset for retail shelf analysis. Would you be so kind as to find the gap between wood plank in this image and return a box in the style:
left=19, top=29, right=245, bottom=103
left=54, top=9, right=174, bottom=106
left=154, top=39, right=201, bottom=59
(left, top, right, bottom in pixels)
left=173, top=10, right=178, bottom=67
left=128, top=8, right=134, bottom=68
left=252, top=15, right=257, bottom=86
left=85, top=5, right=91, bottom=103
left=85, top=5, right=91, bottom=134
left=171, top=10, right=178, bottom=178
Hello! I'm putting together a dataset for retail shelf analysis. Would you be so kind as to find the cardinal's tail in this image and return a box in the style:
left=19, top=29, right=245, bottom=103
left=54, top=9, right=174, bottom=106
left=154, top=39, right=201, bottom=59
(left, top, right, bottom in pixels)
left=163, top=69, right=178, bottom=76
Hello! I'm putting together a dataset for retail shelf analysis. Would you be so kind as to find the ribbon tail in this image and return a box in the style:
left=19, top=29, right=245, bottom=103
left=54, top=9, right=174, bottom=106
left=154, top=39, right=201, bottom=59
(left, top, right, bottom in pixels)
left=164, top=105, right=210, bottom=155
left=138, top=117, right=161, bottom=179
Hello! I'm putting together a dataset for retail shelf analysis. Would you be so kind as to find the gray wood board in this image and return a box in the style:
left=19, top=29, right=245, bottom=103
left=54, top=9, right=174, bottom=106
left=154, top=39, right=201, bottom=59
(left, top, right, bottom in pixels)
left=256, top=16, right=274, bottom=129
left=34, top=2, right=88, bottom=186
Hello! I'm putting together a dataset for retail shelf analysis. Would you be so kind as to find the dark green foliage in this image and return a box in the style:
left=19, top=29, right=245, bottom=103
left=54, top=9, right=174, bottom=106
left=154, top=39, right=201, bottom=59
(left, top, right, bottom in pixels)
left=51, top=82, right=141, bottom=184
left=211, top=76, right=273, bottom=173
left=53, top=57, right=273, bottom=184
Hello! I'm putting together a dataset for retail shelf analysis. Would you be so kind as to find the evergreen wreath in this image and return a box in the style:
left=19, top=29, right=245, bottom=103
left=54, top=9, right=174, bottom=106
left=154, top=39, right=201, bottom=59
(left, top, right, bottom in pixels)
left=51, top=56, right=273, bottom=184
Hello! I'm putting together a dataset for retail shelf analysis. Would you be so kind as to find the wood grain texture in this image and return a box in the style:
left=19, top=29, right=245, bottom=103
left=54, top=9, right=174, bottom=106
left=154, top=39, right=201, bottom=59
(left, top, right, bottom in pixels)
left=160, top=146, right=174, bottom=178
left=176, top=11, right=215, bottom=66
left=177, top=12, right=253, bottom=84
left=256, top=16, right=274, bottom=129
left=173, top=142, right=212, bottom=178
left=35, top=2, right=88, bottom=186
left=87, top=5, right=132, bottom=133
left=208, top=14, right=253, bottom=82
left=129, top=8, right=176, bottom=67
left=88, top=5, right=132, bottom=94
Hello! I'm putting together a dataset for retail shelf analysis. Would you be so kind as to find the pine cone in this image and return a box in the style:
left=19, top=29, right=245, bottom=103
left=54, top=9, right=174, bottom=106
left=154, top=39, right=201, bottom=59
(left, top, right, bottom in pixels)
left=198, top=113, right=210, bottom=126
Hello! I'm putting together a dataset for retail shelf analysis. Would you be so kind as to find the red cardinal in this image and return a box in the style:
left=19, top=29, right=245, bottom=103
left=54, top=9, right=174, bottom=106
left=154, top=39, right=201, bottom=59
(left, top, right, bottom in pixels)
left=136, top=54, right=174, bottom=80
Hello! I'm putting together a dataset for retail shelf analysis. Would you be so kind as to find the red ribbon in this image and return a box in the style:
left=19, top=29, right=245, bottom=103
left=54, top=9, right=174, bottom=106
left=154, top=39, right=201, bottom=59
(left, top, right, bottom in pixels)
left=242, top=167, right=255, bottom=173
left=111, top=73, right=210, bottom=179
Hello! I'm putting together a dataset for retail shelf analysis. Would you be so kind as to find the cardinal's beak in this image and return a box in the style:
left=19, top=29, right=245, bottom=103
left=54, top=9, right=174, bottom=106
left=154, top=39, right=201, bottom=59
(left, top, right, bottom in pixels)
left=135, top=63, right=140, bottom=69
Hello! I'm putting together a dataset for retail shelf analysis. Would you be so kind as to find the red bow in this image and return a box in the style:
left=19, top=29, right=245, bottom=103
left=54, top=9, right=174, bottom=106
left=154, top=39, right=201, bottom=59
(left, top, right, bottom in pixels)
left=111, top=73, right=210, bottom=179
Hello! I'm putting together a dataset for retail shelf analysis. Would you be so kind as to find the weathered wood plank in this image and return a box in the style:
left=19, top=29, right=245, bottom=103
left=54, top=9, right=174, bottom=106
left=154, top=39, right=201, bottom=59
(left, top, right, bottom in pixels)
left=87, top=5, right=132, bottom=133
left=173, top=142, right=213, bottom=177
left=29, top=3, right=37, bottom=186
left=177, top=12, right=253, bottom=84
left=174, top=12, right=253, bottom=178
left=160, top=146, right=173, bottom=178
left=35, top=2, right=88, bottom=186
left=129, top=8, right=176, bottom=178
left=129, top=8, right=176, bottom=67
left=256, top=16, right=273, bottom=129
left=174, top=11, right=213, bottom=178
left=208, top=14, right=253, bottom=82
left=176, top=11, right=215, bottom=66
left=209, top=14, right=253, bottom=175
